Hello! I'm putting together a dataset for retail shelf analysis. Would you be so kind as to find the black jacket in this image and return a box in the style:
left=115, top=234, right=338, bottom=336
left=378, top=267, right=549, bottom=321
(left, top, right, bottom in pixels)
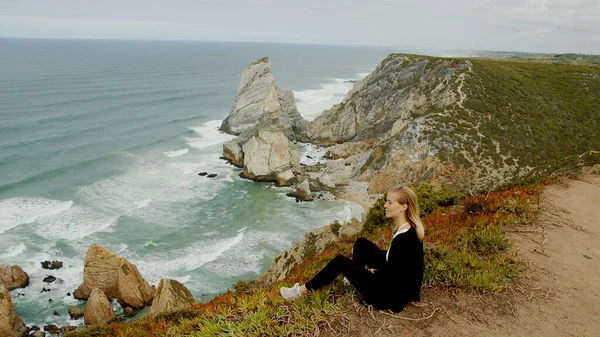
left=375, top=226, right=424, bottom=311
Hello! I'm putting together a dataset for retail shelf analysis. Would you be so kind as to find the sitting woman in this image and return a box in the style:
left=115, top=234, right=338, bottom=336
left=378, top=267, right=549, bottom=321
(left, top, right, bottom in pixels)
left=280, top=185, right=424, bottom=312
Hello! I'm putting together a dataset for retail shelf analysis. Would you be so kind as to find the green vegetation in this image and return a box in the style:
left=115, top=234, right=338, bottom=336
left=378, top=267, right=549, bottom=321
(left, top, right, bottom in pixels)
left=330, top=220, right=342, bottom=236
left=422, top=57, right=600, bottom=180
left=409, top=183, right=463, bottom=216
left=506, top=53, right=600, bottom=66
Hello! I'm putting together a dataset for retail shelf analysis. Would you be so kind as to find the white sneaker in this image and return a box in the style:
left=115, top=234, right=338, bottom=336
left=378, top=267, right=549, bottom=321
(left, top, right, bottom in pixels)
left=280, top=283, right=302, bottom=300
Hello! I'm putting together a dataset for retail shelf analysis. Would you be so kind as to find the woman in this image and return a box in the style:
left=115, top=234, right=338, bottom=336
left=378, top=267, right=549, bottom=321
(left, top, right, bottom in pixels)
left=280, top=185, right=424, bottom=312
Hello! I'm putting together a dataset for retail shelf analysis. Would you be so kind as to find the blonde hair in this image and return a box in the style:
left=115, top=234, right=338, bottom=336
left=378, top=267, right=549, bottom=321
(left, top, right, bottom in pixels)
left=388, top=185, right=425, bottom=241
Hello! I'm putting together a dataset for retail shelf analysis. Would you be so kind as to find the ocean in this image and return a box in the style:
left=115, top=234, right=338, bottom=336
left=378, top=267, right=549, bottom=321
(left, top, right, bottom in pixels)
left=0, top=38, right=393, bottom=327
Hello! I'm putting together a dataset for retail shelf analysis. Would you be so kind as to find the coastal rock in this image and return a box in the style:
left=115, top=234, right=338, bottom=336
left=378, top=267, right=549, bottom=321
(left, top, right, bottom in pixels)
left=41, top=261, right=63, bottom=270
left=116, top=261, right=155, bottom=309
left=286, top=179, right=313, bottom=201
left=322, top=159, right=352, bottom=186
left=74, top=244, right=155, bottom=309
left=42, top=325, right=59, bottom=336
left=308, top=172, right=336, bottom=191
left=220, top=57, right=277, bottom=135
left=241, top=128, right=300, bottom=182
left=220, top=57, right=307, bottom=139
left=274, top=166, right=295, bottom=186
left=68, top=306, right=84, bottom=320
left=260, top=217, right=362, bottom=283
left=30, top=331, right=44, bottom=337
left=308, top=55, right=461, bottom=191
left=150, top=279, right=196, bottom=316
left=0, top=283, right=28, bottom=337
left=83, top=288, right=116, bottom=326
left=0, top=264, right=29, bottom=290
left=222, top=141, right=244, bottom=167
left=42, top=276, right=56, bottom=283
left=324, top=142, right=370, bottom=159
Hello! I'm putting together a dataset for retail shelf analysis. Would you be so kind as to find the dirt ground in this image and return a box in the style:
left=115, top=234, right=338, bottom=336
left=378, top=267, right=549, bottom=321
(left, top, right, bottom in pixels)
left=322, top=174, right=600, bottom=337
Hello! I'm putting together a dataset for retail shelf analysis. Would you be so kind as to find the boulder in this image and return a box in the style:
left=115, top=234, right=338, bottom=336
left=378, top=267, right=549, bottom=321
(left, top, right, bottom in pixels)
left=42, top=276, right=56, bottom=284
left=74, top=244, right=155, bottom=309
left=241, top=128, right=299, bottom=181
left=222, top=140, right=244, bottom=167
left=116, top=261, right=155, bottom=309
left=150, top=279, right=196, bottom=316
left=0, top=283, right=28, bottom=337
left=286, top=179, right=313, bottom=201
left=42, top=325, right=59, bottom=335
left=68, top=306, right=84, bottom=320
left=322, top=159, right=352, bottom=186
left=40, top=261, right=63, bottom=270
left=0, top=264, right=29, bottom=290
left=274, top=166, right=295, bottom=186
left=83, top=288, right=116, bottom=326
left=30, top=330, right=44, bottom=337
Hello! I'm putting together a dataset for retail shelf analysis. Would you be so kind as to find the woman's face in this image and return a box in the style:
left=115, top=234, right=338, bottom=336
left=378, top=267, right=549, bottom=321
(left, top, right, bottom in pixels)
left=384, top=192, right=408, bottom=219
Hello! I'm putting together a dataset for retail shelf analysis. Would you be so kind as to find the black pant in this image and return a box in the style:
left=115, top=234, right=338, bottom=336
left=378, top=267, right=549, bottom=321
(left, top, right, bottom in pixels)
left=305, top=238, right=387, bottom=307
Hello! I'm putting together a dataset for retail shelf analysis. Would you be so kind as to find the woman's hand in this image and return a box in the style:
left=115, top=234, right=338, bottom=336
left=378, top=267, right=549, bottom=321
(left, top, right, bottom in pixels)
left=368, top=268, right=376, bottom=274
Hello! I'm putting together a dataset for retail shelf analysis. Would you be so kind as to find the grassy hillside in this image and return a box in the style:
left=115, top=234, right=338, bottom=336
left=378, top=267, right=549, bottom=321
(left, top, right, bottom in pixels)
left=420, top=57, right=600, bottom=184
left=65, top=180, right=546, bottom=337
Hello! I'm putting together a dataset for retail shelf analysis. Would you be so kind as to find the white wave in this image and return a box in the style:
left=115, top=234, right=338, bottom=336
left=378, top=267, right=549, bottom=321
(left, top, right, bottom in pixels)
left=187, top=120, right=236, bottom=150
left=34, top=206, right=117, bottom=240
left=201, top=230, right=290, bottom=277
left=134, top=198, right=152, bottom=209
left=224, top=168, right=235, bottom=182
left=163, top=148, right=189, bottom=157
left=136, top=232, right=245, bottom=283
left=0, top=243, right=26, bottom=258
left=0, top=197, right=73, bottom=234
left=296, top=142, right=328, bottom=166
left=294, top=73, right=369, bottom=121
left=174, top=275, right=191, bottom=284
left=144, top=241, right=165, bottom=247
left=169, top=162, right=206, bottom=175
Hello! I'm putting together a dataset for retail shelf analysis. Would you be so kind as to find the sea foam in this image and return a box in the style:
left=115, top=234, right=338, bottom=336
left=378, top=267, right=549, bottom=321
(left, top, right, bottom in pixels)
left=187, top=120, right=236, bottom=150
left=294, top=74, right=369, bottom=121
left=0, top=197, right=73, bottom=234
left=163, top=148, right=189, bottom=157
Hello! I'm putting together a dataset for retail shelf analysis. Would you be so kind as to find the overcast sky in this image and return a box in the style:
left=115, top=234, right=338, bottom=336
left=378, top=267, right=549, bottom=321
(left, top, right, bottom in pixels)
left=1, top=0, right=599, bottom=54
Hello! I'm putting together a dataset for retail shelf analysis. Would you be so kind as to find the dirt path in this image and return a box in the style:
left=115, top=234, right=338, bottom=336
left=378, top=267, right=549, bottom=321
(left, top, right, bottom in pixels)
left=323, top=174, right=600, bottom=337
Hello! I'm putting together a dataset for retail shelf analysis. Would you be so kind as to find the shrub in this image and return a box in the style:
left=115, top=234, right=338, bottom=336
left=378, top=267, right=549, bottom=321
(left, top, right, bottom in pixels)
left=409, top=183, right=463, bottom=216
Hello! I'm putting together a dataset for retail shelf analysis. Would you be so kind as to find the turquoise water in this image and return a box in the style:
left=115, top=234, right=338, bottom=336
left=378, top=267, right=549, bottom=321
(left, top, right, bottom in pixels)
left=0, top=38, right=393, bottom=327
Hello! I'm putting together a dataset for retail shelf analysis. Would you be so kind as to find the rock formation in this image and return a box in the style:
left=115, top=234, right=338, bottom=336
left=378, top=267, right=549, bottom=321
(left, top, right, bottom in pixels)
left=0, top=264, right=29, bottom=290
left=0, top=283, right=28, bottom=337
left=41, top=260, right=63, bottom=270
left=220, top=57, right=307, bottom=138
left=261, top=216, right=362, bottom=283
left=150, top=279, right=196, bottom=316
left=286, top=179, right=313, bottom=201
left=68, top=306, right=84, bottom=320
left=240, top=126, right=300, bottom=183
left=74, top=244, right=155, bottom=309
left=220, top=57, right=311, bottom=184
left=83, top=288, right=116, bottom=326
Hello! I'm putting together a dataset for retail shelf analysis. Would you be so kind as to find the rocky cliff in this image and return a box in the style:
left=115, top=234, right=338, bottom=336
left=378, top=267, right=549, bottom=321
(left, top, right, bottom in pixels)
left=221, top=54, right=600, bottom=196
left=310, top=54, right=600, bottom=193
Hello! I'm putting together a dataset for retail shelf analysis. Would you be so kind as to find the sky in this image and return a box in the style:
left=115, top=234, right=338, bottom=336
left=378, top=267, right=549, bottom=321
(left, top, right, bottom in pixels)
left=1, top=0, right=599, bottom=54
